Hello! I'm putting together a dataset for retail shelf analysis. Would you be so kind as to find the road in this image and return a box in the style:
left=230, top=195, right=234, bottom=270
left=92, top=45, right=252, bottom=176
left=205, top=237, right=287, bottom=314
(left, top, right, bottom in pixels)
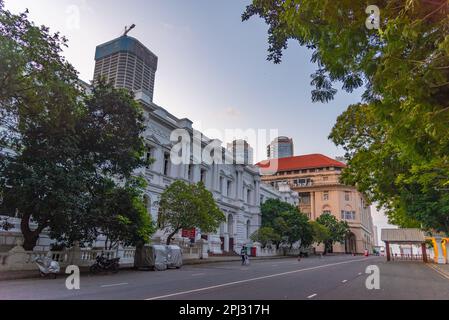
left=1, top=255, right=449, bottom=300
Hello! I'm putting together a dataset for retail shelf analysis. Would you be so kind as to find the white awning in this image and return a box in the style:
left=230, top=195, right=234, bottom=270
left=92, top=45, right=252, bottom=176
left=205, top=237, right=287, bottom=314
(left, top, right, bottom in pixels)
left=381, top=228, right=426, bottom=243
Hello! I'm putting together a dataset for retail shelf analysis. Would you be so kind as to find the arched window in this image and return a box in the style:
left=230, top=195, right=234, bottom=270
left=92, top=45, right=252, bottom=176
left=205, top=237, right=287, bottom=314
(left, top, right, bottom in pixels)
left=246, top=220, right=251, bottom=240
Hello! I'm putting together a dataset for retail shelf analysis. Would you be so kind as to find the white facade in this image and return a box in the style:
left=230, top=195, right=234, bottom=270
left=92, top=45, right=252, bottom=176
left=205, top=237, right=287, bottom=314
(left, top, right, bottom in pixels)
left=134, top=95, right=277, bottom=254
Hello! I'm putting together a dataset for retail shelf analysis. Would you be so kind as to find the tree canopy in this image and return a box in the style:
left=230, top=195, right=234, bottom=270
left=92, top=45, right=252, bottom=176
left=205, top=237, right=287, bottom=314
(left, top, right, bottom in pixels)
left=258, top=199, right=313, bottom=249
left=158, top=181, right=225, bottom=245
left=243, top=0, right=449, bottom=233
left=0, top=2, right=154, bottom=250
left=316, top=213, right=350, bottom=254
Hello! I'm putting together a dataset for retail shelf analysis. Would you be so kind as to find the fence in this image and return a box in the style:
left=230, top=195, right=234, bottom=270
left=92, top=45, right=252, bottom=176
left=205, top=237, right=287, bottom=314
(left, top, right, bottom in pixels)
left=0, top=239, right=207, bottom=271
left=0, top=242, right=137, bottom=272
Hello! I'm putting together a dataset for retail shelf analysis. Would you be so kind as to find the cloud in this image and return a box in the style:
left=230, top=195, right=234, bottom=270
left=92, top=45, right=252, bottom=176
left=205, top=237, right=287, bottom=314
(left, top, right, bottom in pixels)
left=224, top=107, right=242, bottom=118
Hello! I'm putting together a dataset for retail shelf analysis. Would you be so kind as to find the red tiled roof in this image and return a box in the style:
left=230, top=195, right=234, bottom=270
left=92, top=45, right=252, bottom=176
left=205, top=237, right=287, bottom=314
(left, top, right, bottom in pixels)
left=256, top=154, right=346, bottom=173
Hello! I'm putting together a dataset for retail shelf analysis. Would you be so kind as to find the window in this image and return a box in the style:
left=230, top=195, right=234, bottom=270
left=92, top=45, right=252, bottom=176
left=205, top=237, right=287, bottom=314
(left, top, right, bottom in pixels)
left=323, top=210, right=332, bottom=215
left=227, top=181, right=232, bottom=197
left=345, top=191, right=351, bottom=202
left=188, top=165, right=193, bottom=181
left=323, top=176, right=329, bottom=182
left=145, top=147, right=153, bottom=169
left=247, top=189, right=252, bottom=204
left=163, top=153, right=170, bottom=176
left=341, top=211, right=356, bottom=220
left=200, top=169, right=207, bottom=184
left=323, top=191, right=329, bottom=201
left=246, top=220, right=251, bottom=240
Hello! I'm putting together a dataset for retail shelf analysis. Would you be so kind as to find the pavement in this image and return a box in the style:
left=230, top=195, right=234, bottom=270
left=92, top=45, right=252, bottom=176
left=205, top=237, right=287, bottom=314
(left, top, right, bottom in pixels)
left=1, top=255, right=449, bottom=300
left=0, top=255, right=292, bottom=281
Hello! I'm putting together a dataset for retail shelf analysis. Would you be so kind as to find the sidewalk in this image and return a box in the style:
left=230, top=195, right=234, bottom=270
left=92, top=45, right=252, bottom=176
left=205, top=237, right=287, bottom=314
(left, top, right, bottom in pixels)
left=0, top=255, right=295, bottom=281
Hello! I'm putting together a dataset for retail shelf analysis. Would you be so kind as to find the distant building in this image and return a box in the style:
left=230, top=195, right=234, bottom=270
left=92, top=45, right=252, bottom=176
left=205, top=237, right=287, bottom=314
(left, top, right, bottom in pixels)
left=227, top=140, right=254, bottom=165
left=257, top=154, right=375, bottom=254
left=267, top=136, right=294, bottom=159
left=373, top=225, right=379, bottom=247
left=93, top=35, right=158, bottom=103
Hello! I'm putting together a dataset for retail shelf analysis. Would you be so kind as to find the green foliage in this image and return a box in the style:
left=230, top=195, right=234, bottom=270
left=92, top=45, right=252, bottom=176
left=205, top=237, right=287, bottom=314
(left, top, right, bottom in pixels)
left=158, top=181, right=225, bottom=245
left=316, top=213, right=350, bottom=253
left=0, top=3, right=153, bottom=249
left=82, top=176, right=155, bottom=250
left=309, top=221, right=331, bottom=246
left=260, top=199, right=313, bottom=249
left=244, top=1, right=449, bottom=233
left=250, top=227, right=281, bottom=248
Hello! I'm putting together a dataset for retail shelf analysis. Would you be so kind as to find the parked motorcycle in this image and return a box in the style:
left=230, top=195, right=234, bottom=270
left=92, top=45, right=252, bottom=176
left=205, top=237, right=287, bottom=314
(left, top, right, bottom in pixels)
left=89, top=254, right=120, bottom=274
left=34, top=256, right=61, bottom=279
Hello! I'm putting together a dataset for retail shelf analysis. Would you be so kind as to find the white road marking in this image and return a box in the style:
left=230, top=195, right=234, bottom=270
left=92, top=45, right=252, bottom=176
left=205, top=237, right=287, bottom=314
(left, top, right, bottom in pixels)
left=358, top=273, right=363, bottom=276
left=307, top=294, right=318, bottom=299
left=146, top=257, right=375, bottom=300
left=428, top=264, right=449, bottom=281
left=101, top=283, right=128, bottom=288
left=342, top=280, right=348, bottom=283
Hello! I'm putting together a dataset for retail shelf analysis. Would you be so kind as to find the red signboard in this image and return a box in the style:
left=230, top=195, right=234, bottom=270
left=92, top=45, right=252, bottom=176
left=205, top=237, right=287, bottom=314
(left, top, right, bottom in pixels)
left=182, top=228, right=196, bottom=239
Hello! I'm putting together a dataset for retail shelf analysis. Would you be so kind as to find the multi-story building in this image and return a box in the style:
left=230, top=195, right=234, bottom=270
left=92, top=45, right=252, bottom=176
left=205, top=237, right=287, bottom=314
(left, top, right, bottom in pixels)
left=267, top=136, right=294, bottom=159
left=94, top=35, right=158, bottom=103
left=91, top=34, right=298, bottom=254
left=258, top=154, right=375, bottom=254
left=227, top=140, right=254, bottom=165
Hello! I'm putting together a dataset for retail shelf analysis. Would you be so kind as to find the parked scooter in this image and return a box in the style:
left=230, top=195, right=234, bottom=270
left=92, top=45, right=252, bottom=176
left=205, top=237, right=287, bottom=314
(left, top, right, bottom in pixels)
left=89, top=254, right=120, bottom=274
left=34, top=256, right=61, bottom=279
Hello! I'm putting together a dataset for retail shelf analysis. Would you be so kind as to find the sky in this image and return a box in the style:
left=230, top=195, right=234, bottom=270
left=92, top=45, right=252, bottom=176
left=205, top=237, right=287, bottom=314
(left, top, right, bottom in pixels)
left=4, top=0, right=394, bottom=239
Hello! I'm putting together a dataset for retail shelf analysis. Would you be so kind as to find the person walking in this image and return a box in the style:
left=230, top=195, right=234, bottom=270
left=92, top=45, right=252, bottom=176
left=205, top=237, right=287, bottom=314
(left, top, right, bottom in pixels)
left=241, top=246, right=248, bottom=266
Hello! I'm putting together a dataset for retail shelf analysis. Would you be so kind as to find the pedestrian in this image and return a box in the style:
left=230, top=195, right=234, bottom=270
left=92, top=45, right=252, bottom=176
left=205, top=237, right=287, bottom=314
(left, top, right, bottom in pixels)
left=241, top=246, right=247, bottom=266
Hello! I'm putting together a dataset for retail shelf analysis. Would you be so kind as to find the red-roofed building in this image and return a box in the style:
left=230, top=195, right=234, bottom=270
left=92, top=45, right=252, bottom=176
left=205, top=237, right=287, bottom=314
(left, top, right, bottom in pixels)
left=257, top=154, right=375, bottom=255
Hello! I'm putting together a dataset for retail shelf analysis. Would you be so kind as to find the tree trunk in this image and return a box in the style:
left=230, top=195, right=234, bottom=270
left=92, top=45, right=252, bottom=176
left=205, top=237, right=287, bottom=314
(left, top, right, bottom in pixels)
left=166, top=230, right=179, bottom=245
left=20, top=214, right=42, bottom=251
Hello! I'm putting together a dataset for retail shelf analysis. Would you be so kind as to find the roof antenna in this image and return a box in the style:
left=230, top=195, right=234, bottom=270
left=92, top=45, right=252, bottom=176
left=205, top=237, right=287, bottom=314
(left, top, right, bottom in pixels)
left=123, top=24, right=136, bottom=37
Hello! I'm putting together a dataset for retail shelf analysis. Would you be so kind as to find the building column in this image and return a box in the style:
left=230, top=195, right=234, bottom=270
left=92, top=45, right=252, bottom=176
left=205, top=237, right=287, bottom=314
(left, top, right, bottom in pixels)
left=386, top=242, right=391, bottom=262
left=237, top=167, right=244, bottom=201
left=223, top=235, right=229, bottom=252
left=311, top=192, right=316, bottom=219
left=422, top=243, right=428, bottom=263
left=433, top=237, right=446, bottom=264
left=255, top=178, right=261, bottom=207
left=193, top=165, right=201, bottom=183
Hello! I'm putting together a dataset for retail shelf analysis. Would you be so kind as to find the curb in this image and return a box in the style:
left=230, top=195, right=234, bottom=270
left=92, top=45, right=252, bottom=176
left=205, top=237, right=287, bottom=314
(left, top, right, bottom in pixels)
left=0, top=256, right=306, bottom=281
left=183, top=255, right=294, bottom=266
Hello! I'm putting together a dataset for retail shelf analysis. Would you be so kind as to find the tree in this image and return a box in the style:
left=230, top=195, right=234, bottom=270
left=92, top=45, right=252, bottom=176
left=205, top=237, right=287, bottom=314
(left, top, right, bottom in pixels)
left=243, top=1, right=449, bottom=233
left=283, top=211, right=314, bottom=249
left=250, top=227, right=281, bottom=248
left=260, top=199, right=313, bottom=249
left=310, top=221, right=331, bottom=247
left=77, top=177, right=155, bottom=250
left=316, top=214, right=350, bottom=254
left=0, top=3, right=153, bottom=249
left=158, top=181, right=225, bottom=245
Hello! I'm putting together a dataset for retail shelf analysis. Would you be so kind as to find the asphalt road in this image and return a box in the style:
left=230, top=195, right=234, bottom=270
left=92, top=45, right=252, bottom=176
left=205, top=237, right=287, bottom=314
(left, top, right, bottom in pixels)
left=1, top=255, right=449, bottom=300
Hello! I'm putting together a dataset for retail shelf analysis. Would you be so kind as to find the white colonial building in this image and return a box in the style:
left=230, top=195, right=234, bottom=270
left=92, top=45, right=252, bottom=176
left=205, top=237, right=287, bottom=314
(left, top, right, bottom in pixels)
left=133, top=95, right=299, bottom=254
left=0, top=34, right=300, bottom=256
